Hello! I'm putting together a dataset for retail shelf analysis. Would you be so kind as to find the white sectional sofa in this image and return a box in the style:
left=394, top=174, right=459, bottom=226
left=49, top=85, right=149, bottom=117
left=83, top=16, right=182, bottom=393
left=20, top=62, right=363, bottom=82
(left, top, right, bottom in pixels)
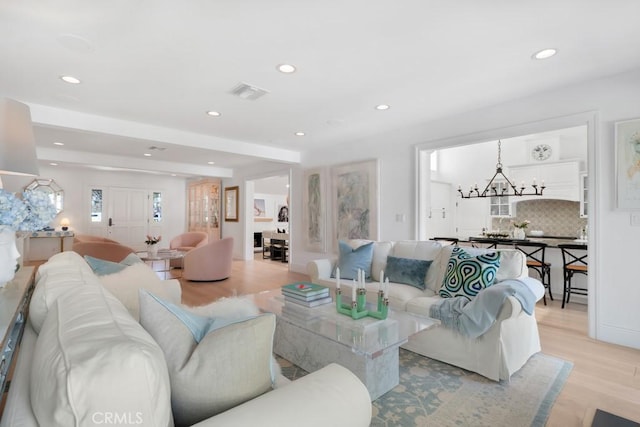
left=307, top=240, right=544, bottom=381
left=1, top=251, right=372, bottom=427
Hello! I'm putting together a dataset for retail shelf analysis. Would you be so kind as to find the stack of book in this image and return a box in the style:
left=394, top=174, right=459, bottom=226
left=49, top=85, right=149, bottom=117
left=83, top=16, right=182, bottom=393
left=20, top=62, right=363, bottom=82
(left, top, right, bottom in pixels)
left=281, top=282, right=332, bottom=308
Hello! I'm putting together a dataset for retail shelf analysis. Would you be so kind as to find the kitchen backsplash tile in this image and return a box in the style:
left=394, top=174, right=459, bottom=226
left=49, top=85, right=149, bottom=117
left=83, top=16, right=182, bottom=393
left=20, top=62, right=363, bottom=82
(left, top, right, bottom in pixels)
left=491, top=199, right=587, bottom=238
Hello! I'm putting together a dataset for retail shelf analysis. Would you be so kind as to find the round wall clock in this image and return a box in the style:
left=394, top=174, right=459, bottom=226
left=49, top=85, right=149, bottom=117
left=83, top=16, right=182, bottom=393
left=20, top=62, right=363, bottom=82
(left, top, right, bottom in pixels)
left=531, top=143, right=553, bottom=161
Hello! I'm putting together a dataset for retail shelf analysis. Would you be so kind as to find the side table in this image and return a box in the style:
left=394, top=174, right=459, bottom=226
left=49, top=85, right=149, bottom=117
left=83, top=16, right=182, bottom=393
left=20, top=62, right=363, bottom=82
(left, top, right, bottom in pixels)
left=0, top=266, right=35, bottom=411
left=138, top=250, right=185, bottom=279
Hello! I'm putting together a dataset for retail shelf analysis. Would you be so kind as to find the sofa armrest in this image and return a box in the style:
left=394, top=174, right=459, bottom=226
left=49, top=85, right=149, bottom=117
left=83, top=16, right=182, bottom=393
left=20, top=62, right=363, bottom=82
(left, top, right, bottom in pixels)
left=307, top=259, right=335, bottom=283
left=192, top=363, right=372, bottom=427
left=496, top=295, right=524, bottom=321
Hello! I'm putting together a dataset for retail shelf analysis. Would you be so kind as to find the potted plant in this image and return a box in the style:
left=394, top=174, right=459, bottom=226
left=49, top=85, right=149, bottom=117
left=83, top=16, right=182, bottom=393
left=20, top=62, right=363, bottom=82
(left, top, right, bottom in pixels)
left=511, top=220, right=530, bottom=240
left=145, top=235, right=162, bottom=257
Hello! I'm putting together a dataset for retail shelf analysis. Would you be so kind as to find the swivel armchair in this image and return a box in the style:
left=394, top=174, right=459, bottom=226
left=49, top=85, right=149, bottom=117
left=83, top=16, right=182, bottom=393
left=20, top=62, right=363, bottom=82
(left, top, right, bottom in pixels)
left=182, top=237, right=234, bottom=281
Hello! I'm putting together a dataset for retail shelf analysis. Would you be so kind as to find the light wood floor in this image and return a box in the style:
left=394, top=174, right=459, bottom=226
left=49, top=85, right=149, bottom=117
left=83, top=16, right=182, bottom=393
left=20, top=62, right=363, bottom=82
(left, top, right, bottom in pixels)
left=173, top=257, right=640, bottom=427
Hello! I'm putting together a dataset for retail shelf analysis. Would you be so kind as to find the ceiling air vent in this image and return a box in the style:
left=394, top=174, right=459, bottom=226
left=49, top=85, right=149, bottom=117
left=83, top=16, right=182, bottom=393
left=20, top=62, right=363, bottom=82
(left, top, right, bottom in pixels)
left=148, top=146, right=167, bottom=151
left=230, top=82, right=269, bottom=101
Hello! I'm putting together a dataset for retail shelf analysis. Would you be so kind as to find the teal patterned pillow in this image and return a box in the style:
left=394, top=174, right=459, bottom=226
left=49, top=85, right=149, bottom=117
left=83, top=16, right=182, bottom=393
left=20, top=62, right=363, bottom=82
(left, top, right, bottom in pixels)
left=385, top=256, right=432, bottom=290
left=439, top=247, right=501, bottom=300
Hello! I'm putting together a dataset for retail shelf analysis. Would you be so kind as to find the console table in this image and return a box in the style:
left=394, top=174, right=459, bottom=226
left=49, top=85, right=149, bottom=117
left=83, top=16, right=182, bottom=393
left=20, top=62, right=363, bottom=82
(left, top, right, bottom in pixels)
left=26, top=230, right=74, bottom=261
left=0, top=267, right=35, bottom=410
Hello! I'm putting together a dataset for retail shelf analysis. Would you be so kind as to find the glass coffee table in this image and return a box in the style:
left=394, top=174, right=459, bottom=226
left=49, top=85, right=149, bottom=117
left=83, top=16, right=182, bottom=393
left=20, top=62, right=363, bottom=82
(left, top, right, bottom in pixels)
left=138, top=250, right=185, bottom=279
left=250, top=289, right=437, bottom=400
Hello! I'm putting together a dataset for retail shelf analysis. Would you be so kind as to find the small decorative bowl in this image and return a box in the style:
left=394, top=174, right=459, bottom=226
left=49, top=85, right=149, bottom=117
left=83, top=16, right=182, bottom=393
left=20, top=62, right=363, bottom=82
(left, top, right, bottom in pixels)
left=529, top=230, right=544, bottom=237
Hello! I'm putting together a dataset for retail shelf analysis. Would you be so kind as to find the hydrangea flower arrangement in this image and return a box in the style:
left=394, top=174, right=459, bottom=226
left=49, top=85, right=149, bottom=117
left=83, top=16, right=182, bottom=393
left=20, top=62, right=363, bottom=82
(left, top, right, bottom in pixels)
left=0, top=189, right=57, bottom=231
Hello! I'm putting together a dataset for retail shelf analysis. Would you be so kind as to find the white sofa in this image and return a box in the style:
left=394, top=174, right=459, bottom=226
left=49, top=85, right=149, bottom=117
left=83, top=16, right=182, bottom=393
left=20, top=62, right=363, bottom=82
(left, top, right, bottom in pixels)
left=1, top=251, right=372, bottom=427
left=307, top=240, right=544, bottom=381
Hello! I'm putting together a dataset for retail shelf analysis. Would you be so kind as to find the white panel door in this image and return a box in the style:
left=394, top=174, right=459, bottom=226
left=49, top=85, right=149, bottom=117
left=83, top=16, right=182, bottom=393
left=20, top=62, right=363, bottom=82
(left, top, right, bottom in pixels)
left=109, top=188, right=149, bottom=250
left=426, top=182, right=454, bottom=238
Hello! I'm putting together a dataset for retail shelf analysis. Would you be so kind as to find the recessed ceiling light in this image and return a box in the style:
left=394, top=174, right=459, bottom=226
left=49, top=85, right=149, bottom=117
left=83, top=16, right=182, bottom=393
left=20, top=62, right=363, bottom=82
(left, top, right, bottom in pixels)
left=375, top=104, right=390, bottom=110
left=206, top=111, right=221, bottom=117
left=207, top=161, right=215, bottom=165
left=295, top=132, right=305, bottom=136
left=277, top=64, right=297, bottom=73
left=171, top=174, right=177, bottom=177
left=49, top=162, right=58, bottom=166
left=532, top=48, right=557, bottom=60
left=53, top=142, right=65, bottom=146
left=60, top=75, right=81, bottom=84
left=143, top=153, right=152, bottom=157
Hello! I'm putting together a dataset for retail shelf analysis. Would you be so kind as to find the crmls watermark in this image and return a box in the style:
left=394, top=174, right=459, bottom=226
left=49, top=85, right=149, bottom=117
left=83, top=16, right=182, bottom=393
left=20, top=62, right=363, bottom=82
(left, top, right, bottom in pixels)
left=91, top=412, right=143, bottom=425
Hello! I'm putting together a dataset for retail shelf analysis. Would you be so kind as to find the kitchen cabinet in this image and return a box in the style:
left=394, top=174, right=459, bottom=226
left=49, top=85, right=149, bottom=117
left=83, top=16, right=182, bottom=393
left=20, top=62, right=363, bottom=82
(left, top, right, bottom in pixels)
left=187, top=178, right=221, bottom=241
left=489, top=181, right=511, bottom=217
left=507, top=160, right=580, bottom=201
left=580, top=173, right=588, bottom=218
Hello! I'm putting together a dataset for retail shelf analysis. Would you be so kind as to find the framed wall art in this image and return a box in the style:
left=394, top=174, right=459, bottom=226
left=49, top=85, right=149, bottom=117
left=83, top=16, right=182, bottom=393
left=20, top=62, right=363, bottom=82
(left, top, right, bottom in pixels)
left=253, top=198, right=266, bottom=217
left=331, top=159, right=379, bottom=244
left=224, top=186, right=239, bottom=222
left=615, top=118, right=640, bottom=209
left=302, top=168, right=326, bottom=252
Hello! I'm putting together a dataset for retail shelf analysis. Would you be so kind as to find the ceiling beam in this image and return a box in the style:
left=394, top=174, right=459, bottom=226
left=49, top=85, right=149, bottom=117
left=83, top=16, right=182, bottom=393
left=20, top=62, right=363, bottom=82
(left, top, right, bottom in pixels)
left=37, top=147, right=233, bottom=178
left=28, top=103, right=301, bottom=164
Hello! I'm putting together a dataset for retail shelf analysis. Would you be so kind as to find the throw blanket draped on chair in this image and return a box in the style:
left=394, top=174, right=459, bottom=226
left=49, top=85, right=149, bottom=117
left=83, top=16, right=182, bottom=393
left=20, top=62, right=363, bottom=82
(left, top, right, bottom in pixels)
left=429, top=279, right=538, bottom=339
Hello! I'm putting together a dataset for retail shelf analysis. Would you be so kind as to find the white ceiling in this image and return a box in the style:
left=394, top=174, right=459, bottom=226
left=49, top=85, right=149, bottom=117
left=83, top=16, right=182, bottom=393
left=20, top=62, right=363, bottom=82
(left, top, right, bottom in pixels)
left=2, top=1, right=640, bottom=177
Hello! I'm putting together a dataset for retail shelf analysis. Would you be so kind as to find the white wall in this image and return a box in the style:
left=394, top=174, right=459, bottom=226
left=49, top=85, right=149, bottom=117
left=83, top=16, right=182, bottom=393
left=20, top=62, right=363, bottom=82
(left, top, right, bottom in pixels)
left=2, top=165, right=187, bottom=248
left=292, top=68, right=640, bottom=350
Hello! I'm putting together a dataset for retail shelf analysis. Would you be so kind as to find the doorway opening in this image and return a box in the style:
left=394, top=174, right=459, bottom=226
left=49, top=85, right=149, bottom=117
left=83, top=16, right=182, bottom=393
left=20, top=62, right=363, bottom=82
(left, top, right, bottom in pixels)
left=248, top=174, right=290, bottom=265
left=415, top=112, right=596, bottom=338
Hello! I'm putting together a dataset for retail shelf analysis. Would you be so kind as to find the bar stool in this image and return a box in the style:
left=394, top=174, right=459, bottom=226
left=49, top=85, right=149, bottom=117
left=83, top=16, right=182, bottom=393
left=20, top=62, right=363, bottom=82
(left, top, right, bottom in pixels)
left=469, top=237, right=499, bottom=249
left=558, top=243, right=588, bottom=309
left=514, top=241, right=552, bottom=305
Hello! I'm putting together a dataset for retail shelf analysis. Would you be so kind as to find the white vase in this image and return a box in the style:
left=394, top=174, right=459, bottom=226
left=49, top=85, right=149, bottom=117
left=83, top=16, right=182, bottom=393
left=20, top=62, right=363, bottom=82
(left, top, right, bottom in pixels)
left=0, top=228, right=20, bottom=288
left=513, top=228, right=526, bottom=240
left=148, top=244, right=158, bottom=257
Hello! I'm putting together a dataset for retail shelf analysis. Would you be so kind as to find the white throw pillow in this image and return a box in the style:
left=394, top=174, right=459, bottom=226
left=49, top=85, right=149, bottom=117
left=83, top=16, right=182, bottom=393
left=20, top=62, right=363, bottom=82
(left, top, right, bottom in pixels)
left=138, top=291, right=276, bottom=427
left=30, top=285, right=172, bottom=427
left=98, top=263, right=180, bottom=320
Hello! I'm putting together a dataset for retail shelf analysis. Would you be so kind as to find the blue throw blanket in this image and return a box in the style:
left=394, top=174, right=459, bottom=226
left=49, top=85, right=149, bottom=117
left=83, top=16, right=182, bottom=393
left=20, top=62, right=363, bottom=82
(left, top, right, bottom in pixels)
left=429, top=279, right=538, bottom=339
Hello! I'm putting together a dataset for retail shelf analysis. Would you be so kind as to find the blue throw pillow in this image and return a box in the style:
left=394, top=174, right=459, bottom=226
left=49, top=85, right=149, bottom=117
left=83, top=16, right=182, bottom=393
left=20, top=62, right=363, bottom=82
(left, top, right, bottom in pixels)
left=120, top=252, right=143, bottom=266
left=439, top=247, right=501, bottom=300
left=385, top=256, right=432, bottom=290
left=331, top=241, right=375, bottom=280
left=84, top=255, right=128, bottom=276
left=140, top=291, right=260, bottom=343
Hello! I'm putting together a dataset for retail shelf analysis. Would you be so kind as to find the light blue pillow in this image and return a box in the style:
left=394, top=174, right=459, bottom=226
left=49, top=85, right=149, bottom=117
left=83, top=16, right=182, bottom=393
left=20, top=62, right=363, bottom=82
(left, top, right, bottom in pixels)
left=332, top=241, right=375, bottom=280
left=84, top=255, right=128, bottom=276
left=141, top=291, right=259, bottom=343
left=385, top=256, right=432, bottom=290
left=120, top=252, right=144, bottom=266
left=439, top=247, right=501, bottom=300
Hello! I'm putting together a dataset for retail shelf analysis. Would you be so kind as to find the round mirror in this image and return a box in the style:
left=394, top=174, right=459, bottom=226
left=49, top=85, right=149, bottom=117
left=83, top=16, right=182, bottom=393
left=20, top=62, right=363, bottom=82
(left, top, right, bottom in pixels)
left=25, top=178, right=64, bottom=215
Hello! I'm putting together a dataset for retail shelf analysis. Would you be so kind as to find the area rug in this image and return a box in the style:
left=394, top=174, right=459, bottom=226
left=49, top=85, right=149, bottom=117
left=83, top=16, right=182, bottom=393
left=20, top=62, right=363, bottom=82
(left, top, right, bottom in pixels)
left=277, top=349, right=572, bottom=427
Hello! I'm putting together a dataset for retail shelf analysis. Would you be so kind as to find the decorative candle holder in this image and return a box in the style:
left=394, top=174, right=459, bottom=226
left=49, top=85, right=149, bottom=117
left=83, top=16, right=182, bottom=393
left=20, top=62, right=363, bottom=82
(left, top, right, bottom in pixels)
left=335, top=288, right=388, bottom=320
